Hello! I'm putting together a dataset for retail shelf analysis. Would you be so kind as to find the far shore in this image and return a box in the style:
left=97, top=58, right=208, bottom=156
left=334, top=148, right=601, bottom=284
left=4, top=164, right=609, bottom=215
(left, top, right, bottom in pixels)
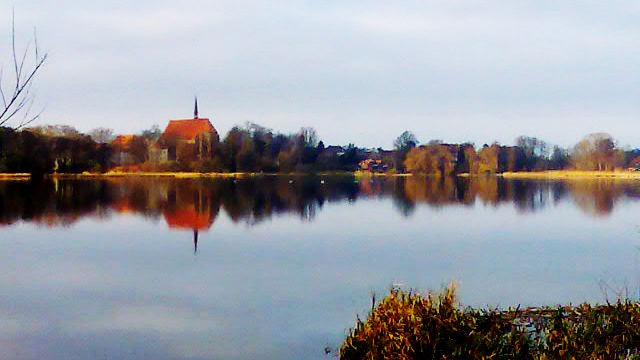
left=499, top=170, right=640, bottom=179
left=0, top=170, right=421, bottom=179
left=0, top=171, right=406, bottom=180
left=0, top=173, right=31, bottom=180
left=3, top=170, right=640, bottom=180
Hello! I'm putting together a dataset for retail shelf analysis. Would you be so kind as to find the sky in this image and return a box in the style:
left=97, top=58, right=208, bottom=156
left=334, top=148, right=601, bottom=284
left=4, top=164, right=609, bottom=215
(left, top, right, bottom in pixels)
left=0, top=0, right=638, bottom=149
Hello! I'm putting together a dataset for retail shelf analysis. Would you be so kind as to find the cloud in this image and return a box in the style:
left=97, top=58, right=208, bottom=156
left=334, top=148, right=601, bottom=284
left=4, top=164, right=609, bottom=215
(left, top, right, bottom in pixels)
left=0, top=0, right=638, bottom=148
left=70, top=8, right=217, bottom=41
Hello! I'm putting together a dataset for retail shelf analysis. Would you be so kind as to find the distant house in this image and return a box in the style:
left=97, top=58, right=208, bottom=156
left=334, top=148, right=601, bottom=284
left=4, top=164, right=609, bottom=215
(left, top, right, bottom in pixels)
left=359, top=159, right=388, bottom=172
left=151, top=99, right=219, bottom=162
left=111, top=135, right=136, bottom=165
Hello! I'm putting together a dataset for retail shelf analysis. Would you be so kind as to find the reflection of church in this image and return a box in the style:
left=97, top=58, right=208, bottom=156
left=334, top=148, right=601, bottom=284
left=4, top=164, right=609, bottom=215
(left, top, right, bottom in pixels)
left=163, top=182, right=219, bottom=254
left=164, top=205, right=215, bottom=253
left=105, top=180, right=220, bottom=254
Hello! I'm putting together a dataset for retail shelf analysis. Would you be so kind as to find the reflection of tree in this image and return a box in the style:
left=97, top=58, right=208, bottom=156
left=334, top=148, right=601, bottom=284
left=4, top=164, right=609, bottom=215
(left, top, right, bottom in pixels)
left=0, top=177, right=638, bottom=229
left=0, top=179, right=113, bottom=226
left=391, top=178, right=416, bottom=217
left=394, top=176, right=628, bottom=216
left=403, top=176, right=457, bottom=207
left=509, top=180, right=550, bottom=213
left=568, top=180, right=624, bottom=217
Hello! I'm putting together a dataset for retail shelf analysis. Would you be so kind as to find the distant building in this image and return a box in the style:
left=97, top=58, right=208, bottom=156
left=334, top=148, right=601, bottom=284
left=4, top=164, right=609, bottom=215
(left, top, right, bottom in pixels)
left=359, top=159, right=388, bottom=172
left=151, top=98, right=219, bottom=162
left=110, top=135, right=137, bottom=165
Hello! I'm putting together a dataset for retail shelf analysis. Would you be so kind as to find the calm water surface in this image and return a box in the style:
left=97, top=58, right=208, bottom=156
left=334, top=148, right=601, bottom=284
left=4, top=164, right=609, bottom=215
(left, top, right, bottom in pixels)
left=2, top=176, right=640, bottom=359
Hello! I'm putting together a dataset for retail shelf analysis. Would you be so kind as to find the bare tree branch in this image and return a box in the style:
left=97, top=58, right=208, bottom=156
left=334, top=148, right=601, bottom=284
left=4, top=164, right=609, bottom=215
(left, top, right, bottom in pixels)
left=17, top=39, right=32, bottom=83
left=0, top=11, right=47, bottom=128
left=11, top=11, right=18, bottom=89
left=0, top=67, right=6, bottom=108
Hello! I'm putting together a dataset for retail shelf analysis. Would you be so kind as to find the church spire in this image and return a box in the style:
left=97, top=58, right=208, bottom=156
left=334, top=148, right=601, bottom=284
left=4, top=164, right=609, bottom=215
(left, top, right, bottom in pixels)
left=194, top=96, right=199, bottom=119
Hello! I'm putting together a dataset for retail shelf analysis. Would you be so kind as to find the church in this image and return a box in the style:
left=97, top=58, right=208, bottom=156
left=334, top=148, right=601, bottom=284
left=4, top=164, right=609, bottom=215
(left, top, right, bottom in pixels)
left=151, top=98, right=219, bottom=162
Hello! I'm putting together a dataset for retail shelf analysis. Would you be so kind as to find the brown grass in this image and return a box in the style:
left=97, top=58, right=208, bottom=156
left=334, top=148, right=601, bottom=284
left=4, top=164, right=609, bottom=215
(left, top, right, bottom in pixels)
left=0, top=173, right=30, bottom=180
left=340, top=286, right=640, bottom=360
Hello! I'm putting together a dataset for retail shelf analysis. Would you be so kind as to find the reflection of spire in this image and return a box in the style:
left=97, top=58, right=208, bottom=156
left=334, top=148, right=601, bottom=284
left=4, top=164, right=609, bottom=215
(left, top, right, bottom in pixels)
left=193, top=229, right=198, bottom=255
left=194, top=97, right=198, bottom=119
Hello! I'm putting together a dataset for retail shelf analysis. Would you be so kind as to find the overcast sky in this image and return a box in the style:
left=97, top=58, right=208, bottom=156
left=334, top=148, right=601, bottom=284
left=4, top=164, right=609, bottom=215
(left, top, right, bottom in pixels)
left=1, top=1, right=638, bottom=148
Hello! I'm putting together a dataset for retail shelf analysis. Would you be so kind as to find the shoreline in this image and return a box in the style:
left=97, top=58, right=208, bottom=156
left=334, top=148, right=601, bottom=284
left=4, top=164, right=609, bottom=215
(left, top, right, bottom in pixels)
left=499, top=170, right=640, bottom=180
left=58, top=171, right=364, bottom=179
left=0, top=171, right=415, bottom=179
left=3, top=170, right=640, bottom=180
left=0, top=173, right=31, bottom=180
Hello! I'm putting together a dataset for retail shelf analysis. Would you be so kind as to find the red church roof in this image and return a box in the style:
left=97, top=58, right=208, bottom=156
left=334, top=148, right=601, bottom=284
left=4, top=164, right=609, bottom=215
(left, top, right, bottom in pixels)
left=160, top=118, right=216, bottom=141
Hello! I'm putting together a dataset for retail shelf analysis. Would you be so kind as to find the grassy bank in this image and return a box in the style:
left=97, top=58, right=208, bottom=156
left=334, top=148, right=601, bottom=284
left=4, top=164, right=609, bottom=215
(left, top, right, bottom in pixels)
left=340, top=286, right=640, bottom=360
left=0, top=170, right=414, bottom=179
left=500, top=170, right=640, bottom=180
left=40, top=171, right=360, bottom=179
left=5, top=170, right=640, bottom=181
left=51, top=171, right=256, bottom=179
left=354, top=171, right=412, bottom=178
left=0, top=173, right=30, bottom=180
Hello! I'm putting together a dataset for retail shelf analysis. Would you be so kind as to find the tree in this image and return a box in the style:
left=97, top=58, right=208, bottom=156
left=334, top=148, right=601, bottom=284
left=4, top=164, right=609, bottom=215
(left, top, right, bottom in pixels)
left=404, top=144, right=455, bottom=176
left=299, top=127, right=318, bottom=147
left=339, top=143, right=362, bottom=170
left=128, top=135, right=149, bottom=163
left=477, top=143, right=500, bottom=174
left=0, top=13, right=48, bottom=128
left=502, top=146, right=525, bottom=172
left=141, top=124, right=162, bottom=142
left=394, top=131, right=417, bottom=151
left=221, top=126, right=246, bottom=172
left=29, top=124, right=80, bottom=138
left=88, top=128, right=114, bottom=144
left=393, top=131, right=417, bottom=172
left=572, top=133, right=623, bottom=171
left=404, top=146, right=434, bottom=174
left=549, top=146, right=569, bottom=170
left=515, top=136, right=548, bottom=170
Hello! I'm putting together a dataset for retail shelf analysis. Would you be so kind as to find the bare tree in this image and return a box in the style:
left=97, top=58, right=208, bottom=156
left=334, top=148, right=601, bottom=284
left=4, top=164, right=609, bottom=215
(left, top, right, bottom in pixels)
left=89, top=127, right=115, bottom=144
left=298, top=127, right=318, bottom=147
left=572, top=133, right=623, bottom=171
left=0, top=12, right=48, bottom=129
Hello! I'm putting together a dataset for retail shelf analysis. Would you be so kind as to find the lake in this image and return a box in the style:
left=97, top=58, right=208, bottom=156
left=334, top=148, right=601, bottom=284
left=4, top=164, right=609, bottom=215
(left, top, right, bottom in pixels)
left=1, top=175, right=640, bottom=359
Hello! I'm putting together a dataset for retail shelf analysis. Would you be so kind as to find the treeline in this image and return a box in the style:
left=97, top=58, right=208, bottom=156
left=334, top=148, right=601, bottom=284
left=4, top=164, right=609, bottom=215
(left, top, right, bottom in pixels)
left=0, top=123, right=369, bottom=174
left=0, top=126, right=112, bottom=174
left=398, top=132, right=640, bottom=175
left=1, top=123, right=640, bottom=175
left=202, top=124, right=363, bottom=173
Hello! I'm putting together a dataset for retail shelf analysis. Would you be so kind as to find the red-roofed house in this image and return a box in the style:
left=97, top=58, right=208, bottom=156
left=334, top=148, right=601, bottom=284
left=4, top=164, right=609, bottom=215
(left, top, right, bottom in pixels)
left=152, top=99, right=220, bottom=162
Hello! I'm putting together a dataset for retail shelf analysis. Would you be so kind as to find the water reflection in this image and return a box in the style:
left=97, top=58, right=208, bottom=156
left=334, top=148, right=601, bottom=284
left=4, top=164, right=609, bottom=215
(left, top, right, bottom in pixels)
left=1, top=176, right=640, bottom=231
left=3, top=175, right=640, bottom=360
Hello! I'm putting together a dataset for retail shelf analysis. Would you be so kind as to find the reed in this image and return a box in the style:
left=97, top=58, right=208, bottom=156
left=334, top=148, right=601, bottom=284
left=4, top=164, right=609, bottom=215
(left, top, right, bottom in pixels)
left=340, top=285, right=640, bottom=359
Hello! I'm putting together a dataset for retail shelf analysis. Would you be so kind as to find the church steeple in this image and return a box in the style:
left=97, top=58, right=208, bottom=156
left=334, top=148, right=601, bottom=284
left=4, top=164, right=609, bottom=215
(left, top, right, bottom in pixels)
left=194, top=97, right=199, bottom=119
